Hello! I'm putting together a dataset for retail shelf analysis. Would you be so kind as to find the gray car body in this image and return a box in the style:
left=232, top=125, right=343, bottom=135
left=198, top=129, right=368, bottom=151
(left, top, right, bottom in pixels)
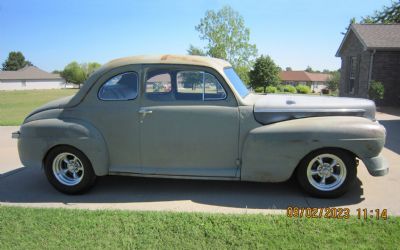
left=15, top=55, right=388, bottom=182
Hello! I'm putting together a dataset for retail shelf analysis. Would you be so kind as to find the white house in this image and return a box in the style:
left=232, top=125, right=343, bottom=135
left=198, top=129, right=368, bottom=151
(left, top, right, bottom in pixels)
left=0, top=66, right=66, bottom=90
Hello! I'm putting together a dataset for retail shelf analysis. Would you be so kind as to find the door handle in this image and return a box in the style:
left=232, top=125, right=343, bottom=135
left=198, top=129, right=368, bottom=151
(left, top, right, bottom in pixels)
left=138, top=108, right=153, bottom=114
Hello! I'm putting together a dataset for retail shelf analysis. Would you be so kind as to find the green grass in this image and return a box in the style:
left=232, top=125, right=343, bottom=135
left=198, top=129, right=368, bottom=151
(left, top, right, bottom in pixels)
left=0, top=89, right=78, bottom=126
left=0, top=206, right=399, bottom=249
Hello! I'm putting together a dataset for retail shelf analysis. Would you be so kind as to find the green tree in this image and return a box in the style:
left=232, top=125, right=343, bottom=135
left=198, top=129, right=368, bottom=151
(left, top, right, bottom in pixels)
left=61, top=62, right=101, bottom=88
left=61, top=62, right=86, bottom=88
left=305, top=66, right=313, bottom=73
left=249, top=55, right=280, bottom=93
left=362, top=1, right=400, bottom=24
left=82, top=62, right=101, bottom=79
left=327, top=71, right=340, bottom=92
left=187, top=45, right=206, bottom=56
left=2, top=51, right=33, bottom=71
left=193, top=6, right=257, bottom=83
left=285, top=67, right=292, bottom=71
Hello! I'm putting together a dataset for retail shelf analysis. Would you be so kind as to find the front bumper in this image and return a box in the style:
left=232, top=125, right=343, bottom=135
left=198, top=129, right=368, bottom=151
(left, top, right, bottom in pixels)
left=362, top=153, right=388, bottom=176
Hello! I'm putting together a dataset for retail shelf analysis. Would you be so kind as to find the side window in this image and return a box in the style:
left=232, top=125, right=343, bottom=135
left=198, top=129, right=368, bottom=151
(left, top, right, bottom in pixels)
left=176, top=71, right=226, bottom=101
left=145, top=73, right=172, bottom=93
left=98, top=72, right=138, bottom=100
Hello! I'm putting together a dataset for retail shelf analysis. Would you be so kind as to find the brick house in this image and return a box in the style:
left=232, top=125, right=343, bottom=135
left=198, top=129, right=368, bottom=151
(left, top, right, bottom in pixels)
left=279, top=71, right=330, bottom=93
left=336, top=24, right=400, bottom=105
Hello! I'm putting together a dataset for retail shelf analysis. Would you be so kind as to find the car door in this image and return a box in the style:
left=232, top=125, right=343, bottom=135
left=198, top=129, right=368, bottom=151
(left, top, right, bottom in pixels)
left=79, top=64, right=142, bottom=173
left=139, top=65, right=240, bottom=178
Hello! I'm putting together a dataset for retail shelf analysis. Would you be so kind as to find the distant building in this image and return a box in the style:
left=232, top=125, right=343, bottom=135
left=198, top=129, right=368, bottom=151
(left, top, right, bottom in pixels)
left=336, top=24, right=400, bottom=105
left=279, top=71, right=330, bottom=93
left=0, top=66, right=65, bottom=90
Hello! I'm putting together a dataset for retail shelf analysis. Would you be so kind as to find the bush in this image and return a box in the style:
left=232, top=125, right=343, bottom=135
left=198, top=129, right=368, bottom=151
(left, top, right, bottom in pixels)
left=283, top=85, right=297, bottom=93
left=265, top=86, right=278, bottom=93
left=295, top=84, right=311, bottom=94
left=368, top=81, right=384, bottom=100
left=277, top=84, right=285, bottom=92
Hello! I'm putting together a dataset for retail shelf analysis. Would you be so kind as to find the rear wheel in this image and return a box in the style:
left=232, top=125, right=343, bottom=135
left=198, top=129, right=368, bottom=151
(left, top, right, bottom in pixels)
left=44, top=146, right=96, bottom=194
left=296, top=149, right=357, bottom=198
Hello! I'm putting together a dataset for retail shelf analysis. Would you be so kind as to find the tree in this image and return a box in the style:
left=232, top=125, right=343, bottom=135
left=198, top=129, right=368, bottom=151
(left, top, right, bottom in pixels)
left=187, top=45, right=206, bottom=56
left=305, top=66, right=313, bottom=73
left=2, top=51, right=33, bottom=71
left=81, top=62, right=101, bottom=78
left=327, top=71, right=340, bottom=92
left=249, top=55, right=280, bottom=93
left=192, top=6, right=258, bottom=83
left=61, top=61, right=101, bottom=88
left=61, top=62, right=86, bottom=88
left=285, top=67, right=292, bottom=71
left=362, top=1, right=400, bottom=24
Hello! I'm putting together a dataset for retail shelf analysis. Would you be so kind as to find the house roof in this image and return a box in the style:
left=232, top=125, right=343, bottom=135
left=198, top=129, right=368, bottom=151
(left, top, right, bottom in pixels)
left=279, top=71, right=330, bottom=82
left=336, top=24, right=400, bottom=56
left=0, top=66, right=63, bottom=81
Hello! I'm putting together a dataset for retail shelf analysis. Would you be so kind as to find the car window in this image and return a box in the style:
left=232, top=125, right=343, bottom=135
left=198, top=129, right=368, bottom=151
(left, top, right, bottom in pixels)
left=177, top=71, right=226, bottom=101
left=145, top=73, right=172, bottom=93
left=98, top=72, right=138, bottom=100
left=223, top=67, right=249, bottom=98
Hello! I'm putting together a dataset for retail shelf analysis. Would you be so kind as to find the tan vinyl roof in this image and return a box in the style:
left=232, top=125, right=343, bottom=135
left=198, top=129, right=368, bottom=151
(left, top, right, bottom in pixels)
left=280, top=71, right=330, bottom=82
left=105, top=54, right=232, bottom=69
left=0, top=66, right=62, bottom=80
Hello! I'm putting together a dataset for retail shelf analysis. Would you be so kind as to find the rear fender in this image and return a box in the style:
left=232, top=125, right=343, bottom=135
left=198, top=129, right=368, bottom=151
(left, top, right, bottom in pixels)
left=18, top=118, right=109, bottom=176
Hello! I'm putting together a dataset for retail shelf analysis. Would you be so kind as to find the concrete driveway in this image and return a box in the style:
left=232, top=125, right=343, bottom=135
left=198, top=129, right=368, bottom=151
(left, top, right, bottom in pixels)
left=1, top=111, right=399, bottom=215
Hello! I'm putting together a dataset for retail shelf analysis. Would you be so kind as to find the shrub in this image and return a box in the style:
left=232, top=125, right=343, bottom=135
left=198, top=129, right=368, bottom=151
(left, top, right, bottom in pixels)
left=254, top=87, right=265, bottom=93
left=283, top=85, right=297, bottom=93
left=368, top=81, right=384, bottom=100
left=295, top=84, right=311, bottom=94
left=277, top=84, right=285, bottom=92
left=265, top=86, right=278, bottom=93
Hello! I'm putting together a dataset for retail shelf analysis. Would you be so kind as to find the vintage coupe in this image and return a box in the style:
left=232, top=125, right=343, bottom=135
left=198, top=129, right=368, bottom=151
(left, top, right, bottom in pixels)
left=13, top=55, right=388, bottom=197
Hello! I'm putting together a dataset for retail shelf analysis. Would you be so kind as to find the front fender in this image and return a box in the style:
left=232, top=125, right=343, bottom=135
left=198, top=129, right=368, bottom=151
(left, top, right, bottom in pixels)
left=18, top=118, right=109, bottom=176
left=240, top=116, right=386, bottom=182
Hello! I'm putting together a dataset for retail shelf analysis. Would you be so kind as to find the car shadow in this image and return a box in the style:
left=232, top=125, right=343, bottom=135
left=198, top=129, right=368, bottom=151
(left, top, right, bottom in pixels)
left=379, top=119, right=400, bottom=155
left=0, top=166, right=364, bottom=209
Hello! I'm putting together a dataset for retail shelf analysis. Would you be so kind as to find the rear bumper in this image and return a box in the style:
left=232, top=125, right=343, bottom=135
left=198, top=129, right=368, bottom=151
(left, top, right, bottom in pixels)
left=12, top=131, right=20, bottom=139
left=362, top=153, right=388, bottom=176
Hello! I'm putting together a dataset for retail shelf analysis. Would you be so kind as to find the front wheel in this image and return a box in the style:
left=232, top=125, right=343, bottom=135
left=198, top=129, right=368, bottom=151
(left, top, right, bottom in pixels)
left=296, top=149, right=357, bottom=198
left=44, top=146, right=97, bottom=194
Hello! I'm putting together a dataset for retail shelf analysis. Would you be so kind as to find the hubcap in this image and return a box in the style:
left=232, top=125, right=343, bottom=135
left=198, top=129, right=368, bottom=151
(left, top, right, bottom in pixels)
left=52, top=153, right=84, bottom=186
left=306, top=154, right=347, bottom=191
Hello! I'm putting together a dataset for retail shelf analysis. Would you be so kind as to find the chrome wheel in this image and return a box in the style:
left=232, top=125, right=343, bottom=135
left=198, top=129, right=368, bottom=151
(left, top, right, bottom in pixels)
left=52, top=152, right=84, bottom=186
left=306, top=154, right=347, bottom=191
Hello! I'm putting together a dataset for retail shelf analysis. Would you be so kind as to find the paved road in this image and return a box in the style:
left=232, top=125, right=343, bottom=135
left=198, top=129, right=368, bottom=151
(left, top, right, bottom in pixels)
left=1, top=111, right=399, bottom=215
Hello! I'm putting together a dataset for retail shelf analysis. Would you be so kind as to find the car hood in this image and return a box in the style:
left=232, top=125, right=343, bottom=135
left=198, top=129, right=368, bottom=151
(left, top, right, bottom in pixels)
left=253, top=94, right=376, bottom=124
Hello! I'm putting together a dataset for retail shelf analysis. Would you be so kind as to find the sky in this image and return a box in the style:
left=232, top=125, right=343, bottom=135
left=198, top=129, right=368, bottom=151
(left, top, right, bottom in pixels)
left=0, top=0, right=392, bottom=72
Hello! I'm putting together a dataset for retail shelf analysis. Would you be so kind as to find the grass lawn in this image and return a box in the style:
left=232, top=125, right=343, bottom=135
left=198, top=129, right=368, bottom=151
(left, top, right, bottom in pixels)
left=0, top=89, right=78, bottom=126
left=0, top=206, right=399, bottom=249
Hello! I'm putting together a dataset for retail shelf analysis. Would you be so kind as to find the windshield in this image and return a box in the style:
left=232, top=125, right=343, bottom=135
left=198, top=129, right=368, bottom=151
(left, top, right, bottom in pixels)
left=223, top=67, right=250, bottom=98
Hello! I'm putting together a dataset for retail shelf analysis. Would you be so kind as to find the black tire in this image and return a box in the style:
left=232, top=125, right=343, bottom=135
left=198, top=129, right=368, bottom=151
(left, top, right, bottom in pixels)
left=44, top=146, right=97, bottom=194
left=296, top=149, right=357, bottom=198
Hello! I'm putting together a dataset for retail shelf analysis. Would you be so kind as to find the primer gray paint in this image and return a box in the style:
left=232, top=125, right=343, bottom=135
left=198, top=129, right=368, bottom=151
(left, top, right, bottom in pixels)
left=15, top=55, right=388, bottom=182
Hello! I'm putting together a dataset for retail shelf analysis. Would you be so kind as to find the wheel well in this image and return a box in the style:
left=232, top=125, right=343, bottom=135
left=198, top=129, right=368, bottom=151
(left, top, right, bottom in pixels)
left=291, top=147, right=358, bottom=177
left=42, top=144, right=87, bottom=167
